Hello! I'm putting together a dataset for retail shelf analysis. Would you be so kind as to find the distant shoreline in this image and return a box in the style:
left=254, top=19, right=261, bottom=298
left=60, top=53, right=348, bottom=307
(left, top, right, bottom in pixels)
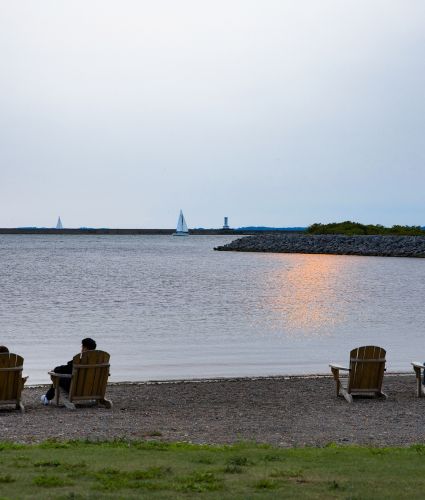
left=0, top=228, right=304, bottom=236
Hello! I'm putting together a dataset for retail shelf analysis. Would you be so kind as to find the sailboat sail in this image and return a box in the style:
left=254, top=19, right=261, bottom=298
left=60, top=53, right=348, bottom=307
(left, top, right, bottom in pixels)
left=56, top=217, right=63, bottom=229
left=174, top=210, right=189, bottom=235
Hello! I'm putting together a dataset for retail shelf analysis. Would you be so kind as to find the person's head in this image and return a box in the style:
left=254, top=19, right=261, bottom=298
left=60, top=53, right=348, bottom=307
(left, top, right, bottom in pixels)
left=81, top=338, right=96, bottom=352
left=0, top=346, right=9, bottom=353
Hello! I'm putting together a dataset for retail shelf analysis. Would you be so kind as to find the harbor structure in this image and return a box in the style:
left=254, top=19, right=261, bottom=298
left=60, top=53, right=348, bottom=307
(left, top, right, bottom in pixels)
left=223, top=217, right=229, bottom=229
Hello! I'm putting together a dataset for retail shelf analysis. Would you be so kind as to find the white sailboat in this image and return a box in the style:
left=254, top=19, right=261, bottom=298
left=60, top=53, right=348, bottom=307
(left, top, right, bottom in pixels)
left=56, top=216, right=63, bottom=229
left=173, top=210, right=189, bottom=236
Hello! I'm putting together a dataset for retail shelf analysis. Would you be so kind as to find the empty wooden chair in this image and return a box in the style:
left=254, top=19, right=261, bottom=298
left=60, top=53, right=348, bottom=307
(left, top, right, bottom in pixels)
left=0, top=352, right=27, bottom=413
left=49, top=350, right=112, bottom=410
left=329, top=346, right=387, bottom=403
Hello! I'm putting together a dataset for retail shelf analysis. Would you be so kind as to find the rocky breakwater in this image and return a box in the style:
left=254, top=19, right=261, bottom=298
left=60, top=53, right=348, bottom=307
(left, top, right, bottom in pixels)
left=214, top=233, right=425, bottom=257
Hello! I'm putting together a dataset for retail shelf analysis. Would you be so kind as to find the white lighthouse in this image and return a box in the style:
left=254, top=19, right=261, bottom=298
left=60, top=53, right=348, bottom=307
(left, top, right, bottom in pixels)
left=223, top=217, right=229, bottom=229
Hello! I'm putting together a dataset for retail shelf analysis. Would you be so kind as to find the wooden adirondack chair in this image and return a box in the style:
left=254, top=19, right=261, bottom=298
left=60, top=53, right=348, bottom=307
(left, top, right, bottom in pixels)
left=0, top=353, right=27, bottom=413
left=329, top=346, right=387, bottom=403
left=411, top=362, right=425, bottom=397
left=49, top=350, right=112, bottom=410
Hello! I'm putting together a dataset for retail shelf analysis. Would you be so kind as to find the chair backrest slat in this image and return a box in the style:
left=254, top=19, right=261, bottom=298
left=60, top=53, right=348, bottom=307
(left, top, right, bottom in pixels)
left=348, top=346, right=386, bottom=393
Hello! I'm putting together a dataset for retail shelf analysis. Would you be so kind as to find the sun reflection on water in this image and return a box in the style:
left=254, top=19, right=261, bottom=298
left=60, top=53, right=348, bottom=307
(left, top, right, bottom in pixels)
left=260, top=254, right=351, bottom=337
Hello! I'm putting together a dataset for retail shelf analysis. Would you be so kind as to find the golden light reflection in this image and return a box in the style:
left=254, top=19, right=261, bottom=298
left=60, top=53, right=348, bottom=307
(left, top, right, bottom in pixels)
left=261, top=254, right=351, bottom=336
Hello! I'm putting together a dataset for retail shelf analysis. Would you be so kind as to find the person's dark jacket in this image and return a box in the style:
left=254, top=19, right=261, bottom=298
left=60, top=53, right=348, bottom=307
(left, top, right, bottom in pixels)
left=53, top=360, right=73, bottom=392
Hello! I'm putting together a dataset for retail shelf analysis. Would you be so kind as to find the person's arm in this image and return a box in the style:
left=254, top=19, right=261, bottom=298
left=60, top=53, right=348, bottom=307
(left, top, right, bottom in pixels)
left=53, top=360, right=73, bottom=374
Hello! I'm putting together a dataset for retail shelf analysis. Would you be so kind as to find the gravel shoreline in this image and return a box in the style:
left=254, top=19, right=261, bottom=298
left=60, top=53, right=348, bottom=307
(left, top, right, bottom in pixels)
left=214, top=234, right=425, bottom=257
left=0, top=374, right=424, bottom=447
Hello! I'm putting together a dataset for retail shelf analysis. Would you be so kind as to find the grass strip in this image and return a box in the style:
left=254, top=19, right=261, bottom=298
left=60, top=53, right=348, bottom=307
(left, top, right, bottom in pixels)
left=0, top=440, right=424, bottom=498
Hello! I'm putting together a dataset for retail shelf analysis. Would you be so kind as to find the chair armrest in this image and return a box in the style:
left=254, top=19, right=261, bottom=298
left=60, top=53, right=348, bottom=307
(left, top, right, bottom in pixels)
left=412, top=362, right=425, bottom=370
left=48, top=371, right=72, bottom=379
left=329, top=364, right=350, bottom=371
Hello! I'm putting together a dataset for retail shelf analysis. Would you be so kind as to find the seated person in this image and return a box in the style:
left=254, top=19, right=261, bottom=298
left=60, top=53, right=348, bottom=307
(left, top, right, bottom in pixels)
left=41, top=337, right=97, bottom=405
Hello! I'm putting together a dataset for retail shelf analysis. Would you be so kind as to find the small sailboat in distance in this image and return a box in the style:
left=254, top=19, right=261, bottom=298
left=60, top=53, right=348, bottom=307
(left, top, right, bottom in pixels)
left=173, top=210, right=189, bottom=236
left=56, top=216, right=63, bottom=229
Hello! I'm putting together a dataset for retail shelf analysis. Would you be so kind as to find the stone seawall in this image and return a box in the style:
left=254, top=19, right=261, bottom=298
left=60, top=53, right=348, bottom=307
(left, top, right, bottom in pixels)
left=0, top=228, right=246, bottom=236
left=0, top=228, right=295, bottom=236
left=214, top=234, right=425, bottom=258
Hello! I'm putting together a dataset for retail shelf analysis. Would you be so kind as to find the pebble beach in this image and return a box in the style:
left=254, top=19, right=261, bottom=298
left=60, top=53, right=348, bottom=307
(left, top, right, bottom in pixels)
left=1, top=374, right=424, bottom=447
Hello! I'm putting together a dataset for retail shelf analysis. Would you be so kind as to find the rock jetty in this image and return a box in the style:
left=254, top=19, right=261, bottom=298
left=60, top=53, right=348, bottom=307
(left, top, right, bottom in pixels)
left=214, top=234, right=425, bottom=258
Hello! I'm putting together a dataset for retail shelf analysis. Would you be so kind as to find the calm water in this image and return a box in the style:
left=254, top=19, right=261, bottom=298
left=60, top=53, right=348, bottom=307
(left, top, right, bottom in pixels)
left=0, top=234, right=424, bottom=384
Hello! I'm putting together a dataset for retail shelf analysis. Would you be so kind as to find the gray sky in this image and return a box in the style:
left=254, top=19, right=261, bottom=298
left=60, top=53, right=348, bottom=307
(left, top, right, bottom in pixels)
left=1, top=1, right=424, bottom=228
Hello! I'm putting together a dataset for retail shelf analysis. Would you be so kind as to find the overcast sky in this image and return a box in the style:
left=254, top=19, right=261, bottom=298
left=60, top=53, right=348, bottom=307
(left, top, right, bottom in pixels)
left=1, top=1, right=424, bottom=228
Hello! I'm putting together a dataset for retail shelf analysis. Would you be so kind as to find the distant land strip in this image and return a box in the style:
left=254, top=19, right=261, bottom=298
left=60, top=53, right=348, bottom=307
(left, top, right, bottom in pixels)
left=0, top=228, right=305, bottom=235
left=214, top=233, right=425, bottom=258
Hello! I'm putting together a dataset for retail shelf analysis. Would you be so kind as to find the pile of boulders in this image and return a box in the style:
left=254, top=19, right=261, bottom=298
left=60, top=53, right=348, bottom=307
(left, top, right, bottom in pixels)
left=214, top=233, right=425, bottom=257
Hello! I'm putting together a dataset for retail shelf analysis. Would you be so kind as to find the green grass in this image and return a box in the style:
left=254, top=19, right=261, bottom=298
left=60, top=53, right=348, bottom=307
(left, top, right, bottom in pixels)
left=0, top=440, right=424, bottom=498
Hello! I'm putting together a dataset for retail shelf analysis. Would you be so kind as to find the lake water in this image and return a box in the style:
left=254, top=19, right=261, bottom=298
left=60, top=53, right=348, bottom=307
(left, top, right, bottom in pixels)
left=0, top=234, right=424, bottom=384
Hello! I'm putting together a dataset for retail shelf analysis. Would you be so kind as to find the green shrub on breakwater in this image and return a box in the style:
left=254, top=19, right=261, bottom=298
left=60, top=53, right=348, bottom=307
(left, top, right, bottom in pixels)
left=308, top=221, right=425, bottom=236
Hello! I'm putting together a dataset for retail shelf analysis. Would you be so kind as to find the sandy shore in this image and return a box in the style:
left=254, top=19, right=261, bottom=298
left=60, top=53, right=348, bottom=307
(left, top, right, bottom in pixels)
left=0, top=374, right=424, bottom=447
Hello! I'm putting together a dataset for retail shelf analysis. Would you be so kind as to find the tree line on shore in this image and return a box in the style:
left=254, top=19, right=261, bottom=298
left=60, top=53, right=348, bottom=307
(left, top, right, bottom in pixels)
left=307, top=221, right=425, bottom=236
